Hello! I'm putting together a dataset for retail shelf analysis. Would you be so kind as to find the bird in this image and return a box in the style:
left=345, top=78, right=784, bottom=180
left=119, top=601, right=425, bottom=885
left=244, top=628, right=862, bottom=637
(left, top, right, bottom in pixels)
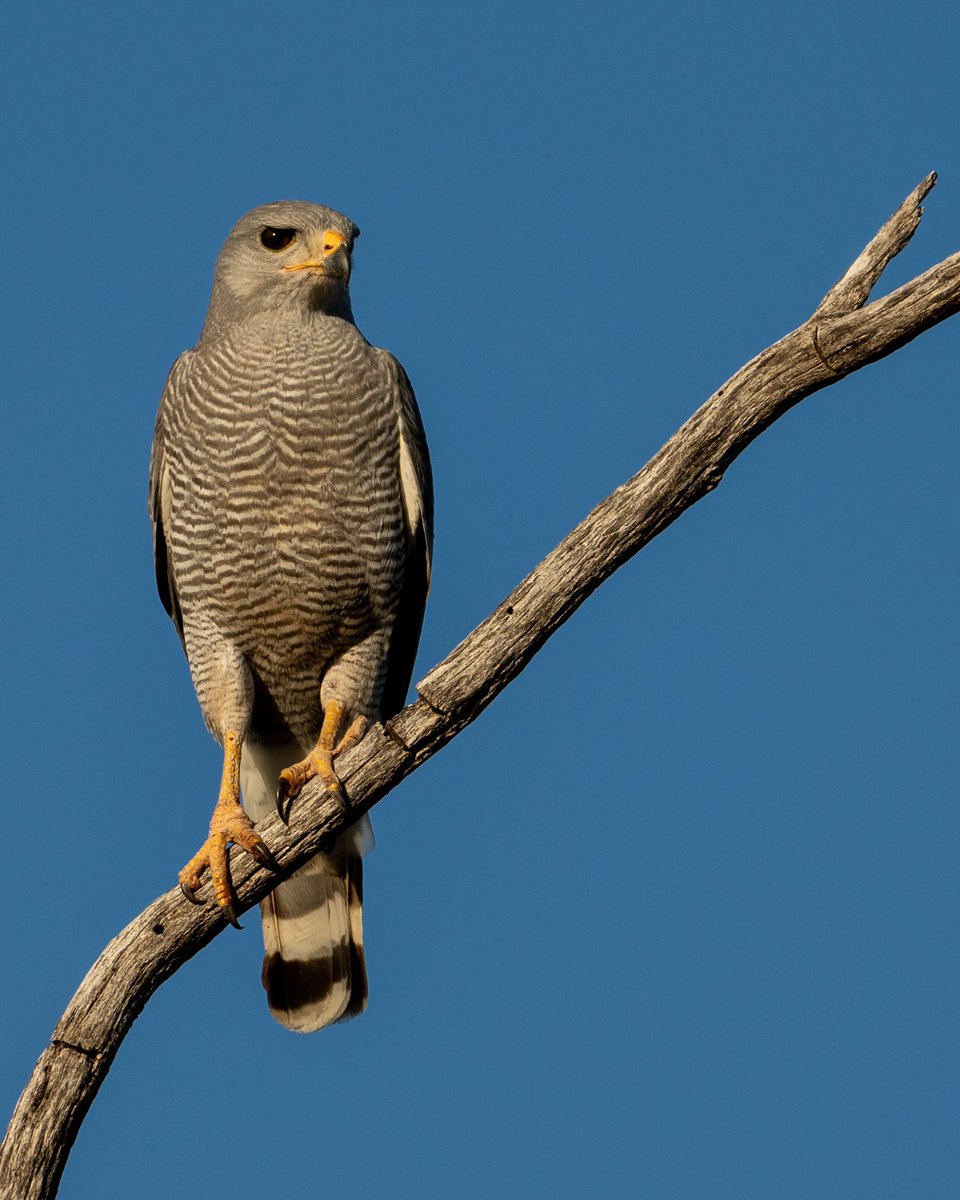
left=148, top=201, right=433, bottom=1031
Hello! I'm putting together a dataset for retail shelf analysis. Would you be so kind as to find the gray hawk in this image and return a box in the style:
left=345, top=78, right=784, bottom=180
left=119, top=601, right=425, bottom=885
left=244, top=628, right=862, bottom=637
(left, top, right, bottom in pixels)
left=148, top=202, right=433, bottom=1031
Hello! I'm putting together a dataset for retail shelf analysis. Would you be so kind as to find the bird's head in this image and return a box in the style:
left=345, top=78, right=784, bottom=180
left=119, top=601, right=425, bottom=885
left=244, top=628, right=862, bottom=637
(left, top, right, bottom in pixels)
left=206, top=201, right=361, bottom=327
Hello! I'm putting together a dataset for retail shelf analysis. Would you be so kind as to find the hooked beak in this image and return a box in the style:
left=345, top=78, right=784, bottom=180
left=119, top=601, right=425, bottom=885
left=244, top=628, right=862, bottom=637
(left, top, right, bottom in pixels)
left=282, top=228, right=348, bottom=274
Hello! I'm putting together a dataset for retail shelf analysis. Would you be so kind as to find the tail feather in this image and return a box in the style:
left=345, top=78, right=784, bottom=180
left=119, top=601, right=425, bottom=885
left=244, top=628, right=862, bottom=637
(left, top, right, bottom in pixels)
left=341, top=855, right=368, bottom=1021
left=240, top=739, right=370, bottom=1033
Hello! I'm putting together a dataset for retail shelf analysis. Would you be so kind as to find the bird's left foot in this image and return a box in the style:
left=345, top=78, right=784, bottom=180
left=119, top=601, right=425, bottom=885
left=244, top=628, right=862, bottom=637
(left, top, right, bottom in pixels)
left=179, top=731, right=281, bottom=928
left=275, top=699, right=369, bottom=822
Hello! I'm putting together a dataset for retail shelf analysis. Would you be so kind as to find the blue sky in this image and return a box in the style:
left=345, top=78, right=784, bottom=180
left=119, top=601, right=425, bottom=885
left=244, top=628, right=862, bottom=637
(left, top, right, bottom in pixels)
left=2, top=2, right=958, bottom=1196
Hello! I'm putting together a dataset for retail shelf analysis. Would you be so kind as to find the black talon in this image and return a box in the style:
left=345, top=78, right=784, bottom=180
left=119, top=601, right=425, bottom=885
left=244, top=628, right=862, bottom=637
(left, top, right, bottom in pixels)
left=275, top=778, right=291, bottom=823
left=328, top=781, right=350, bottom=816
left=249, top=838, right=282, bottom=874
left=180, top=881, right=204, bottom=905
left=222, top=904, right=243, bottom=931
left=318, top=833, right=337, bottom=854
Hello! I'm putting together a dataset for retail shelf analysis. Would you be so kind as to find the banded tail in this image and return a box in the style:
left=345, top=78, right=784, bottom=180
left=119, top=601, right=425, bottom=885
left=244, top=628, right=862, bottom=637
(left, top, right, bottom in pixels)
left=240, top=740, right=370, bottom=1032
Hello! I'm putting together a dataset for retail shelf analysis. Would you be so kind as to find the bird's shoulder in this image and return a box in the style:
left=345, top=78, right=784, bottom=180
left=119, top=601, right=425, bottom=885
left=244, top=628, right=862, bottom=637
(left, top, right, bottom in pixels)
left=154, top=348, right=198, bottom=423
left=369, top=344, right=409, bottom=388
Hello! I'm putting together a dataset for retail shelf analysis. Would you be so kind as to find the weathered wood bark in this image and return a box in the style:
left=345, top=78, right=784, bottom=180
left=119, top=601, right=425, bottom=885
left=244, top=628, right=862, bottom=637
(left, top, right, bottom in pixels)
left=2, top=174, right=958, bottom=1200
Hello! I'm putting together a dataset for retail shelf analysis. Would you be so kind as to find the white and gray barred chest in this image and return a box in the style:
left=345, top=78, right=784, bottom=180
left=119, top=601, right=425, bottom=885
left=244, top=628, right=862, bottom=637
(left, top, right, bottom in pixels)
left=163, top=317, right=406, bottom=683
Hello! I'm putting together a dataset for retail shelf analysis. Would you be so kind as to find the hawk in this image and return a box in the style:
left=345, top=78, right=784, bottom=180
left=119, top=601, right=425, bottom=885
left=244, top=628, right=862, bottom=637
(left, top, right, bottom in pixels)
left=149, top=202, right=433, bottom=1031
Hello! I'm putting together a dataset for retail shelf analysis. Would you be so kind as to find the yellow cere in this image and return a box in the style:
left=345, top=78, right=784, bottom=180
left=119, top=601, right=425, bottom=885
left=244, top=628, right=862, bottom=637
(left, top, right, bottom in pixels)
left=321, top=229, right=346, bottom=256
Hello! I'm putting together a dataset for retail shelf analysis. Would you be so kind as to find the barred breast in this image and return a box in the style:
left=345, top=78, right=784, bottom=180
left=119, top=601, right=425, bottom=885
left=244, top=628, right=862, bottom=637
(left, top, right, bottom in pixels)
left=162, top=314, right=406, bottom=745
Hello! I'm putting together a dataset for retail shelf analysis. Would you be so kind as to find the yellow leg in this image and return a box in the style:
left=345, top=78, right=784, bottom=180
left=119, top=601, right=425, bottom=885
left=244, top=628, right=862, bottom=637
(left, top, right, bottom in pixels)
left=275, top=699, right=370, bottom=821
left=179, top=730, right=280, bottom=928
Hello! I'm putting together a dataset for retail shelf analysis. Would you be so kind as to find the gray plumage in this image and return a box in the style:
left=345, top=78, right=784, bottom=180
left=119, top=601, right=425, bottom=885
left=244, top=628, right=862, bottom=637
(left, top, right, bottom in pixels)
left=149, top=201, right=432, bottom=1031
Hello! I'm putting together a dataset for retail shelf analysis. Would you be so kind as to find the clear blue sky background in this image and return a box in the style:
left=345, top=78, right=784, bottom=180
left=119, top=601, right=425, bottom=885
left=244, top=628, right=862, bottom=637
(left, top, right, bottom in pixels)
left=2, top=2, right=958, bottom=1197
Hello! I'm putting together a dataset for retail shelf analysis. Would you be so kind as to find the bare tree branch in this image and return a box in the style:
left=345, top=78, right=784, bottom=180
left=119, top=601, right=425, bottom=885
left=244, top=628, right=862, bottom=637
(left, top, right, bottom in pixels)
left=3, top=176, right=959, bottom=1200
left=818, top=172, right=936, bottom=315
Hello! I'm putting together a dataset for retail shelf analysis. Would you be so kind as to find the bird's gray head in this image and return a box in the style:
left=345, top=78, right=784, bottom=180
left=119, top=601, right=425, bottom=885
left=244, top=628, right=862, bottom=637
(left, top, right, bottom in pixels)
left=204, top=201, right=361, bottom=330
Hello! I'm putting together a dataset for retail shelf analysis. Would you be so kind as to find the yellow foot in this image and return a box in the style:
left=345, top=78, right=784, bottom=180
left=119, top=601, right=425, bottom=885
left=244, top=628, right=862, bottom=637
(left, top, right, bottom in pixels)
left=179, top=731, right=281, bottom=928
left=275, top=699, right=369, bottom=823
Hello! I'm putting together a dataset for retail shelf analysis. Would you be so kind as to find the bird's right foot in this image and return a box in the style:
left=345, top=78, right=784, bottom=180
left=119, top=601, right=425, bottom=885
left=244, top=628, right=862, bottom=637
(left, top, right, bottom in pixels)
left=179, top=731, right=281, bottom=927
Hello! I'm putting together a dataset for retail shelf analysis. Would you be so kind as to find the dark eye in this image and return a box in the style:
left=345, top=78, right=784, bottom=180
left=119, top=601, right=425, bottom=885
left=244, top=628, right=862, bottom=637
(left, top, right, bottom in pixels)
left=259, top=227, right=296, bottom=251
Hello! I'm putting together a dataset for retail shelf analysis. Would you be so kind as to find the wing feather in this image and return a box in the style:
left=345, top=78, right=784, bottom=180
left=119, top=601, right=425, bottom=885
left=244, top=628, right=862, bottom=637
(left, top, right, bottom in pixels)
left=377, top=352, right=434, bottom=719
left=148, top=353, right=191, bottom=645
